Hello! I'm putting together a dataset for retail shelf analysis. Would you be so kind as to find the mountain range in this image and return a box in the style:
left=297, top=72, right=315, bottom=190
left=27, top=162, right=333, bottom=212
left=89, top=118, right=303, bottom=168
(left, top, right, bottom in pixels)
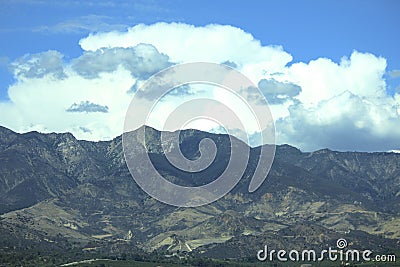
left=0, top=125, right=399, bottom=266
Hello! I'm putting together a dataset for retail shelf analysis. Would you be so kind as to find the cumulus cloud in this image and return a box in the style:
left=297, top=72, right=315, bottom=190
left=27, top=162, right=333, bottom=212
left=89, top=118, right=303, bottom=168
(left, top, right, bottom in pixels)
left=66, top=101, right=109, bottom=113
left=79, top=22, right=292, bottom=80
left=1, top=57, right=135, bottom=140
left=258, top=79, right=301, bottom=104
left=10, top=50, right=66, bottom=79
left=271, top=51, right=400, bottom=151
left=72, top=44, right=171, bottom=79
left=1, top=22, right=399, bottom=152
left=276, top=90, right=400, bottom=151
left=286, top=52, right=387, bottom=107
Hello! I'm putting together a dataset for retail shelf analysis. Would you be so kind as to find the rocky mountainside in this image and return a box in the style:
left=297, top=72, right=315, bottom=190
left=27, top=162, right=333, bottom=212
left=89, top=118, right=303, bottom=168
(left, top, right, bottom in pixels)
left=0, top=125, right=399, bottom=264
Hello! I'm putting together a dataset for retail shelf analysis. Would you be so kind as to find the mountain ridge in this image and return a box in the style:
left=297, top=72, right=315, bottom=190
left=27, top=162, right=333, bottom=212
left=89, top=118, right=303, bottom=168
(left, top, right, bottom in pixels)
left=0, top=125, right=399, bottom=264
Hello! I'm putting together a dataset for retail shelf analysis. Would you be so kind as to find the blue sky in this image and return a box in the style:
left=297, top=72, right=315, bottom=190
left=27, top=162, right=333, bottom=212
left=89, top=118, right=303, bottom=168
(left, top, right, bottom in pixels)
left=0, top=0, right=399, bottom=151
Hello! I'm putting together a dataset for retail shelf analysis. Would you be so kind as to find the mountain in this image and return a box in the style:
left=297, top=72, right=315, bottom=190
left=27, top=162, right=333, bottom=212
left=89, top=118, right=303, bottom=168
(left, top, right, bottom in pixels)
left=0, top=125, right=399, bottom=265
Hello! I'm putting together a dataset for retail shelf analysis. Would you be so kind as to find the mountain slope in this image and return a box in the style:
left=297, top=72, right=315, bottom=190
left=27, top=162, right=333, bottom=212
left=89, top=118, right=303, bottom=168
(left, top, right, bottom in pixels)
left=0, top=126, right=399, bottom=263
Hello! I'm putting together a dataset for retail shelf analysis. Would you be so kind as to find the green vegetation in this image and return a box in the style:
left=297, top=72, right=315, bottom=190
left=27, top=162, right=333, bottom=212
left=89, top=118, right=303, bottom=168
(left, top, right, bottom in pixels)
left=1, top=126, right=400, bottom=266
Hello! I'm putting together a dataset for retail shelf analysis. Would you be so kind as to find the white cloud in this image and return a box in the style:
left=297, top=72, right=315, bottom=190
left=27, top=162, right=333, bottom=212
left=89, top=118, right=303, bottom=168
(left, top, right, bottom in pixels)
left=286, top=52, right=387, bottom=107
left=71, top=44, right=171, bottom=79
left=34, top=15, right=129, bottom=34
left=79, top=22, right=292, bottom=81
left=10, top=50, right=66, bottom=79
left=273, top=51, right=400, bottom=151
left=258, top=79, right=301, bottom=104
left=66, top=101, right=109, bottom=113
left=1, top=22, right=399, bottom=151
left=0, top=42, right=176, bottom=141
